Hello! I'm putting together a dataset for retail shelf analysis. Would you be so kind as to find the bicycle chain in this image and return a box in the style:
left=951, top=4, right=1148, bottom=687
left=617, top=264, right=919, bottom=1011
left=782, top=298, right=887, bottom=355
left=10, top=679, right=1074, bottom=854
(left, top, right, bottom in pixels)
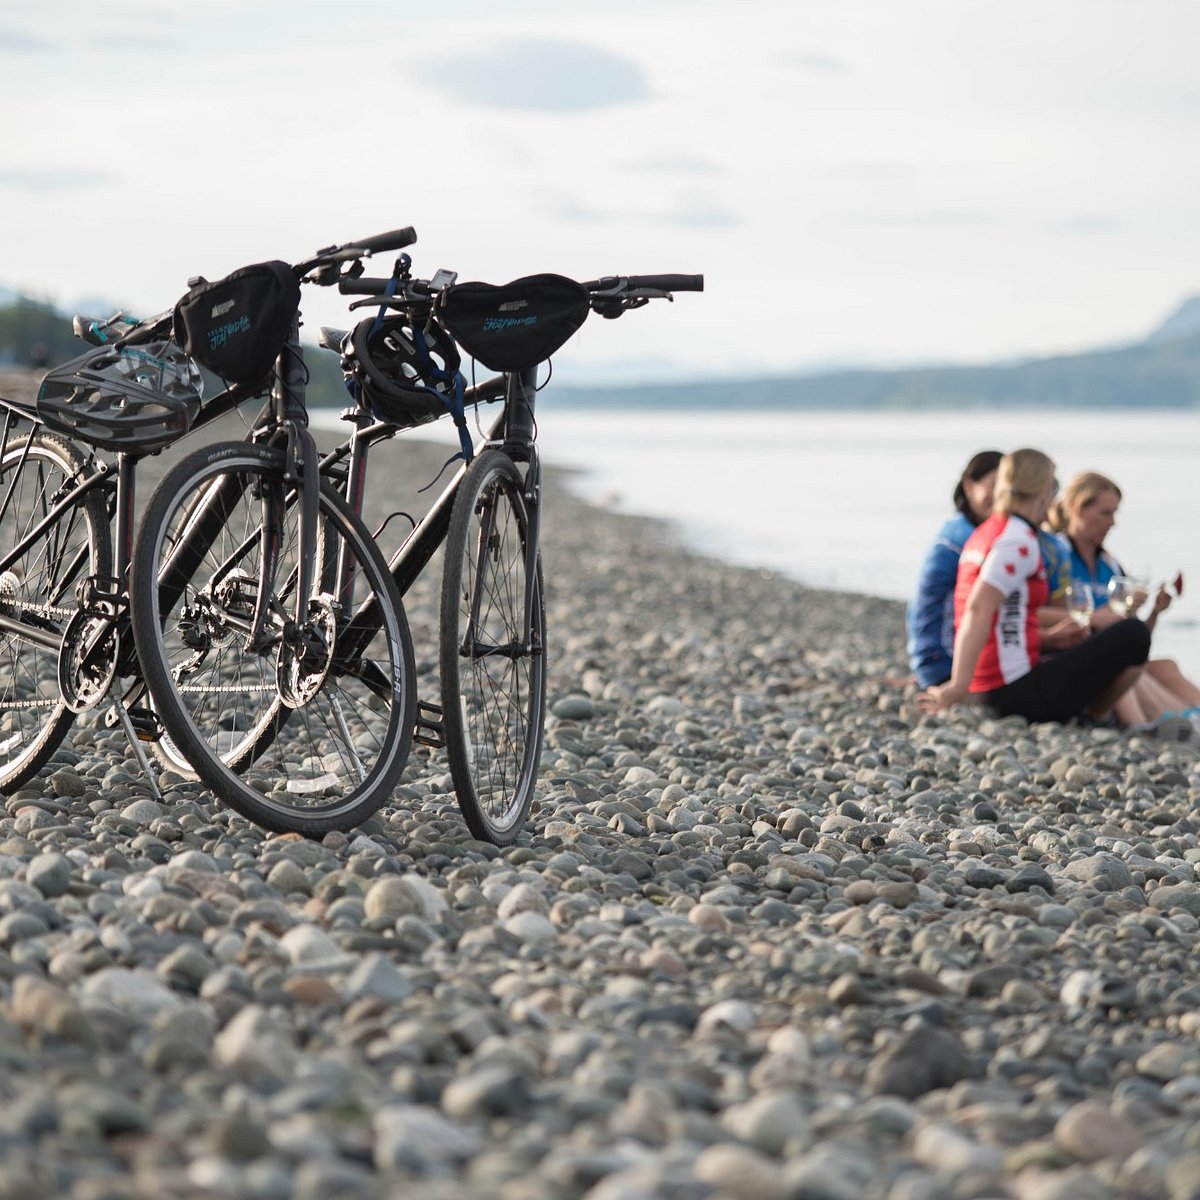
left=0, top=599, right=85, bottom=710
left=176, top=684, right=277, bottom=695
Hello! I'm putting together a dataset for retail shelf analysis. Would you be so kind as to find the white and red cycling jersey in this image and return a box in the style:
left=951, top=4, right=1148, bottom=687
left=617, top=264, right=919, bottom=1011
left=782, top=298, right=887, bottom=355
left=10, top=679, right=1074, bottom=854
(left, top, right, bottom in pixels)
left=954, top=513, right=1049, bottom=693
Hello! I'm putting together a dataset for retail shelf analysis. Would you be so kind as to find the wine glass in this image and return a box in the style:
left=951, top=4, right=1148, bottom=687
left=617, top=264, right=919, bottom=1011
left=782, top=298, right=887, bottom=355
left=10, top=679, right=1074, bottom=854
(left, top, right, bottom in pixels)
left=1108, top=575, right=1148, bottom=616
left=1063, top=584, right=1094, bottom=629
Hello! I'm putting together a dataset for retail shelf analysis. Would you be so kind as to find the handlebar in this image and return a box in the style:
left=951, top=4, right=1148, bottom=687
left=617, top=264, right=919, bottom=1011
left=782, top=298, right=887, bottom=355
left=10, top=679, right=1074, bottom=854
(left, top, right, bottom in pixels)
left=343, top=227, right=417, bottom=256
left=338, top=275, right=423, bottom=297
left=585, top=274, right=704, bottom=294
left=294, top=227, right=419, bottom=284
left=338, top=270, right=705, bottom=313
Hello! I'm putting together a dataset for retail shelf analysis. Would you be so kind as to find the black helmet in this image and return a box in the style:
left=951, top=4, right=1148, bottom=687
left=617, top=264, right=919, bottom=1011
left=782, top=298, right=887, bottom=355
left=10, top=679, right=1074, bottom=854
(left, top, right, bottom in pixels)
left=37, top=341, right=203, bottom=452
left=346, top=315, right=463, bottom=428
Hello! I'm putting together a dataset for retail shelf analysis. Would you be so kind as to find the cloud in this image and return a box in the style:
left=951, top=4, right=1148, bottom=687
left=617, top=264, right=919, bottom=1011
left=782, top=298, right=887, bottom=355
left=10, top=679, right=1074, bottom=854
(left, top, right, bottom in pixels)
left=829, top=162, right=916, bottom=180
left=836, top=208, right=994, bottom=229
left=671, top=205, right=740, bottom=229
left=1050, top=215, right=1129, bottom=235
left=556, top=199, right=739, bottom=229
left=412, top=38, right=649, bottom=112
left=0, top=169, right=111, bottom=191
left=86, top=32, right=181, bottom=52
left=623, top=155, right=726, bottom=178
left=0, top=29, right=55, bottom=53
left=779, top=50, right=848, bottom=74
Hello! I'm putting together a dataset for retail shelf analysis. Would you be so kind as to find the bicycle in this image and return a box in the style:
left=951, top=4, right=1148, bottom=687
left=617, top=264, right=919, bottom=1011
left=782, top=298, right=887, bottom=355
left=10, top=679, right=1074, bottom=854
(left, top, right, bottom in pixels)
left=131, top=242, right=702, bottom=841
left=0, top=309, right=272, bottom=794
left=0, top=229, right=422, bottom=832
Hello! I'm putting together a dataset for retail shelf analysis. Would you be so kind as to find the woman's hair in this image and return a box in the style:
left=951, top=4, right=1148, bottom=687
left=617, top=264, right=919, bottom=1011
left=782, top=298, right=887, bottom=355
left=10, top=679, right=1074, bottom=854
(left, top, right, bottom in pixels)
left=993, top=448, right=1056, bottom=515
left=1045, top=471, right=1122, bottom=533
left=952, top=449, right=1003, bottom=521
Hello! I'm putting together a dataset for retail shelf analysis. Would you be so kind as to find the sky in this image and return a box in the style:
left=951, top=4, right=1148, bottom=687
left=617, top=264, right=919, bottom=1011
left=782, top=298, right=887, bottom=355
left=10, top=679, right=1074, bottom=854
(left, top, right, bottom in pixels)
left=2, top=0, right=1199, bottom=383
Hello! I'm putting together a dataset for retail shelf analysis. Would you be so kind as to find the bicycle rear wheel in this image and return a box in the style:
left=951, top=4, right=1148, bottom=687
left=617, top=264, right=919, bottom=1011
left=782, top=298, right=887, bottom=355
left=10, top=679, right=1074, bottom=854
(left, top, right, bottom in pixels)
left=0, top=431, right=112, bottom=790
left=439, top=449, right=546, bottom=844
left=130, top=441, right=416, bottom=834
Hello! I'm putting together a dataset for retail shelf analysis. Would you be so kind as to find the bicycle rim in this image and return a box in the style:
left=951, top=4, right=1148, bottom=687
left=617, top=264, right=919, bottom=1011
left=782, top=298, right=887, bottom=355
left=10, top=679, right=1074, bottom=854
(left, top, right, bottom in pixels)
left=131, top=442, right=416, bottom=833
left=440, top=450, right=546, bottom=844
left=0, top=432, right=111, bottom=789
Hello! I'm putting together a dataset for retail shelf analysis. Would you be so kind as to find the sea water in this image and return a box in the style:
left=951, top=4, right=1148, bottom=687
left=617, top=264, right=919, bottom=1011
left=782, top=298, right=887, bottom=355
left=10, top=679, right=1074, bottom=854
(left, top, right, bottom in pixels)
left=314, top=407, right=1200, bottom=679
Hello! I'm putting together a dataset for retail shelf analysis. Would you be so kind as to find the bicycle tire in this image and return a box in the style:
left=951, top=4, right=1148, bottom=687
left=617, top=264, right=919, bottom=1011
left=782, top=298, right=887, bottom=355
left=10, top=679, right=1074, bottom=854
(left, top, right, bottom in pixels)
left=439, top=449, right=546, bottom=844
left=130, top=441, right=416, bottom=833
left=0, top=431, right=113, bottom=790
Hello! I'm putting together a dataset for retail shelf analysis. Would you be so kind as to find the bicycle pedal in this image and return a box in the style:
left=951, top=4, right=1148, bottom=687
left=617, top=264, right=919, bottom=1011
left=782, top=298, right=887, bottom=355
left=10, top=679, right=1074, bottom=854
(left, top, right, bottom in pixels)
left=414, top=700, right=444, bottom=749
left=126, top=706, right=164, bottom=742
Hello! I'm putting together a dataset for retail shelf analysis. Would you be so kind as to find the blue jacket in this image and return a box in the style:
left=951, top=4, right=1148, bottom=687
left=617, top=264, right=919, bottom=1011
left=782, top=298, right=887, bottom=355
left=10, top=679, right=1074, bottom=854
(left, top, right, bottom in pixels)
left=907, top=513, right=974, bottom=687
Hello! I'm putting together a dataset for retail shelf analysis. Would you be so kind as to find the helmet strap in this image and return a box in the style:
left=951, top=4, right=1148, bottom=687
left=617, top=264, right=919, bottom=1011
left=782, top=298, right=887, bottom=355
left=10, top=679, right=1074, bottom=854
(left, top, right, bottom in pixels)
left=410, top=325, right=473, bottom=465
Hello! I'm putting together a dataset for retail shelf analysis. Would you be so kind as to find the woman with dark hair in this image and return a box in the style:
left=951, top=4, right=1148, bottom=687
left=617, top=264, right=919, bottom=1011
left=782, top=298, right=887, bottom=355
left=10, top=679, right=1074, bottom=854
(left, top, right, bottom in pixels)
left=907, top=450, right=1003, bottom=687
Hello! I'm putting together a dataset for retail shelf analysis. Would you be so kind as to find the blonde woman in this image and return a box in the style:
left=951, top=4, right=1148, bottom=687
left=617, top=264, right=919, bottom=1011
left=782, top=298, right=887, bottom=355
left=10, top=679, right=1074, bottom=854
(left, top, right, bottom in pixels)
left=1046, top=471, right=1200, bottom=727
left=919, top=449, right=1149, bottom=723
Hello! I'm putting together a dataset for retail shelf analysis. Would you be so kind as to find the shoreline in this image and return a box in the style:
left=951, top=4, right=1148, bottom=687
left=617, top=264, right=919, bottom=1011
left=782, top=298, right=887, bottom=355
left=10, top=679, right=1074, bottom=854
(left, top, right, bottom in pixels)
left=0, top=416, right=1198, bottom=1195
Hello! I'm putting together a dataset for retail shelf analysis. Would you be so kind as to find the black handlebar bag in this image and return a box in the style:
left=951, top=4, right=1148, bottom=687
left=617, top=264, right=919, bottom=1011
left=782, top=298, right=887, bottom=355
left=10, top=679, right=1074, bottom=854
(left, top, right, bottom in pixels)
left=438, top=274, right=589, bottom=372
left=173, top=261, right=301, bottom=384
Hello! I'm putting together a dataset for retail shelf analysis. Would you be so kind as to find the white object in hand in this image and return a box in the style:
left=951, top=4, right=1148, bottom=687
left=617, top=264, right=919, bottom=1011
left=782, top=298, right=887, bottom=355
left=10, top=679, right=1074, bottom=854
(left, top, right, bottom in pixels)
left=1064, top=584, right=1094, bottom=628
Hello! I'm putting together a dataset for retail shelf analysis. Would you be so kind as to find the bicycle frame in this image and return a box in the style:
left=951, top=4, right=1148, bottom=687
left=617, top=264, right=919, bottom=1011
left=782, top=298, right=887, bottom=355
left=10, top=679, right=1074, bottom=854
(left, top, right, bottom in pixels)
left=330, top=365, right=543, bottom=666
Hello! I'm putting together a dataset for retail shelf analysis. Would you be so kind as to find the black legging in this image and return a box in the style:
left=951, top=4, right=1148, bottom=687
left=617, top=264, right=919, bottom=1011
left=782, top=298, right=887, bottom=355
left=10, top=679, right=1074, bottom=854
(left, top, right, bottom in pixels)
left=981, top=619, right=1150, bottom=724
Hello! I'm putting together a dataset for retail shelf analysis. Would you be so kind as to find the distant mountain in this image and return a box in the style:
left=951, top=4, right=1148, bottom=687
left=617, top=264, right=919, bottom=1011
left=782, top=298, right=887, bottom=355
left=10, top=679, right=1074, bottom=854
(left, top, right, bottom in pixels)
left=555, top=296, right=1200, bottom=411
left=1145, top=294, right=1200, bottom=345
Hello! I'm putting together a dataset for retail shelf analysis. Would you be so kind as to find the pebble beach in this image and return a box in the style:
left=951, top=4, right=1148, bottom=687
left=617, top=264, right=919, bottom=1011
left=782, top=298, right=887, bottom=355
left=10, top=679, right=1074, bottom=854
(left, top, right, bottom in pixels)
left=1, top=383, right=1200, bottom=1199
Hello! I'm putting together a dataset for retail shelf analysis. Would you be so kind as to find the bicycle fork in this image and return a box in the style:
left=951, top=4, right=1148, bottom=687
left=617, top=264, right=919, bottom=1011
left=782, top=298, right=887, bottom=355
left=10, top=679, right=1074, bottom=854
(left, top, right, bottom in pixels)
left=462, top=451, right=542, bottom=661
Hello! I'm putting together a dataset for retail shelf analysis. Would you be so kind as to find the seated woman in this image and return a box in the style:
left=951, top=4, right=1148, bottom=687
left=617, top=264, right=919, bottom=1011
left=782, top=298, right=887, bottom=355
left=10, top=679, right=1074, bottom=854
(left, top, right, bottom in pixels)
left=907, top=451, right=1002, bottom=688
left=1045, top=471, right=1200, bottom=727
left=918, top=449, right=1149, bottom=724
left=908, top=449, right=1081, bottom=688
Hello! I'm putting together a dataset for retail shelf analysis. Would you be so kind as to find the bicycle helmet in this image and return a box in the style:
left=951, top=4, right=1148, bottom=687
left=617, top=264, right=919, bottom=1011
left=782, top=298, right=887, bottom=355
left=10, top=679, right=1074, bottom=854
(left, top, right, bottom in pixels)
left=37, top=341, right=203, bottom=452
left=346, top=315, right=464, bottom=429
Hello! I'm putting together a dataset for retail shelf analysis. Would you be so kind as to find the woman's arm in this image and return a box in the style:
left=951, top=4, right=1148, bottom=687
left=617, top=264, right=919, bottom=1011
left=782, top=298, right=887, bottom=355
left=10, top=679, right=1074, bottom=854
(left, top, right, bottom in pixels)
left=917, top=578, right=1003, bottom=713
left=907, top=538, right=961, bottom=686
left=1038, top=604, right=1088, bottom=649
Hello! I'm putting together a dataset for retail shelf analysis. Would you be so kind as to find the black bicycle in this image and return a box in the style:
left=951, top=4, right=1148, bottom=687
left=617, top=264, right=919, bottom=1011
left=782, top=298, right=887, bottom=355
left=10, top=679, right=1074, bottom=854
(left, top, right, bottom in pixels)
left=132, top=246, right=701, bottom=841
left=0, top=308, right=281, bottom=794
left=122, top=231, right=426, bottom=834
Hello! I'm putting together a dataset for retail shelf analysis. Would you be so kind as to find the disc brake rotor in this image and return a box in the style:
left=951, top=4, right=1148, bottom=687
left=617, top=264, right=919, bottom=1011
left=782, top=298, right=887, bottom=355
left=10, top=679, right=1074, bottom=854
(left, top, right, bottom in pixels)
left=276, top=598, right=337, bottom=709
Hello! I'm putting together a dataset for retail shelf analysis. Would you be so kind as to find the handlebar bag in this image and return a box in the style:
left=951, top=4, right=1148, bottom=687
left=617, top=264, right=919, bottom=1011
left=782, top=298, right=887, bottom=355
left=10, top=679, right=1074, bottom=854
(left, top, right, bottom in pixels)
left=438, top=274, right=589, bottom=372
left=173, top=261, right=300, bottom=384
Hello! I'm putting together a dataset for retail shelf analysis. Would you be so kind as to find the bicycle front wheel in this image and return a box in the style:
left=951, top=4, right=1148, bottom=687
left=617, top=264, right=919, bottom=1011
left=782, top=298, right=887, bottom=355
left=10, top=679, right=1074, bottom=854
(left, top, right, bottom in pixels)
left=0, top=431, right=112, bottom=790
left=439, top=449, right=546, bottom=844
left=130, top=442, right=416, bottom=834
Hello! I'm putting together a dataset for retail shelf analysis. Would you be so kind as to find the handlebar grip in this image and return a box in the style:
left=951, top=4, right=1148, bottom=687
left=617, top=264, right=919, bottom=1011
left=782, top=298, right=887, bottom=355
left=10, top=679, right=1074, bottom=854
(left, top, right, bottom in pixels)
left=626, top=273, right=704, bottom=292
left=348, top=227, right=417, bottom=255
left=337, top=276, right=396, bottom=296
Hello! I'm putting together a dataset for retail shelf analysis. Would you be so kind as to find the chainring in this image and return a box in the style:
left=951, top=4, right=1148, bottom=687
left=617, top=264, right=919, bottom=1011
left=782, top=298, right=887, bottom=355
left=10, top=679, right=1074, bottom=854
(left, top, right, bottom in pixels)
left=58, top=608, right=120, bottom=714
